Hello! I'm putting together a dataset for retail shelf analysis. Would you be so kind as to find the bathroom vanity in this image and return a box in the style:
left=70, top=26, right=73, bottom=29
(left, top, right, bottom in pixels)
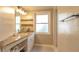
left=0, top=32, right=35, bottom=52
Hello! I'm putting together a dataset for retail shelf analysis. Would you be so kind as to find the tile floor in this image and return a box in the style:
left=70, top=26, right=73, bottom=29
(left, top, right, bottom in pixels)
left=31, top=45, right=55, bottom=52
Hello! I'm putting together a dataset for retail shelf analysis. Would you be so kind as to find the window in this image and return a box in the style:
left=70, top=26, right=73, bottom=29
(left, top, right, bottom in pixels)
left=16, top=16, right=20, bottom=32
left=36, top=14, right=49, bottom=33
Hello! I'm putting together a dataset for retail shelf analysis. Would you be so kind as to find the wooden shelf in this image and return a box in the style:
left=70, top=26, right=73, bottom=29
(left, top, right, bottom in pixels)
left=21, top=19, right=33, bottom=21
left=21, top=24, right=33, bottom=26
left=16, top=45, right=25, bottom=52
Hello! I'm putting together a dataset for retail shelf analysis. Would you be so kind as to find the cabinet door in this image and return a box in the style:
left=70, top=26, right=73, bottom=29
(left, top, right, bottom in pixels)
left=0, top=48, right=2, bottom=52
left=27, top=36, right=33, bottom=52
left=27, top=33, right=35, bottom=52
left=30, top=33, right=35, bottom=48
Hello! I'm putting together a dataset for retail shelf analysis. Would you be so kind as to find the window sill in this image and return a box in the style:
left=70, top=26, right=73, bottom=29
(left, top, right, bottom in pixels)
left=36, top=32, right=51, bottom=35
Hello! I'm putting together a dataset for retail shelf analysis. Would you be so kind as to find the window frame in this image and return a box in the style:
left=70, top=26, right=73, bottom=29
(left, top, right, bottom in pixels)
left=16, top=16, right=20, bottom=33
left=35, top=11, right=51, bottom=34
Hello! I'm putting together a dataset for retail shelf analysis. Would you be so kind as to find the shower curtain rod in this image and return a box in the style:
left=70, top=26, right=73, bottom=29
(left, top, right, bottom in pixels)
left=61, top=14, right=79, bottom=22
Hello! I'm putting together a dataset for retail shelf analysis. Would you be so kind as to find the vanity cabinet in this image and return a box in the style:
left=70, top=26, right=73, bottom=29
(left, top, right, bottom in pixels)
left=1, top=37, right=27, bottom=52
left=0, top=32, right=35, bottom=52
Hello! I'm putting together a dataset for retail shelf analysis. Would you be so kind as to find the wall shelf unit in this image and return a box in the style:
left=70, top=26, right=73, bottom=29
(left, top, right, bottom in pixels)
left=20, top=17, right=34, bottom=32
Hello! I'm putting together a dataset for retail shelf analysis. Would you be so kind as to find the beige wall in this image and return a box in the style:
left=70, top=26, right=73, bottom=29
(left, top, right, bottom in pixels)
left=57, top=6, right=79, bottom=51
left=35, top=34, right=53, bottom=45
left=0, top=12, right=15, bottom=41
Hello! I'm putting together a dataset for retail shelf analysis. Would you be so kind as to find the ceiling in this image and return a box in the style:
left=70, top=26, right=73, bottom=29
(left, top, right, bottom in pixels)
left=58, top=6, right=79, bottom=13
left=21, top=6, right=54, bottom=11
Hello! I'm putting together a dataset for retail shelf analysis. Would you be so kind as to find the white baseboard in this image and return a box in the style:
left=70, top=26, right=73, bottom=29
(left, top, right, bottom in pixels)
left=35, top=44, right=58, bottom=52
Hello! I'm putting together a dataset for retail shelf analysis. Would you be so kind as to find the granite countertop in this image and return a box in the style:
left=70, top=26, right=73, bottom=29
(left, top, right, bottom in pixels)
left=0, top=32, right=33, bottom=47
